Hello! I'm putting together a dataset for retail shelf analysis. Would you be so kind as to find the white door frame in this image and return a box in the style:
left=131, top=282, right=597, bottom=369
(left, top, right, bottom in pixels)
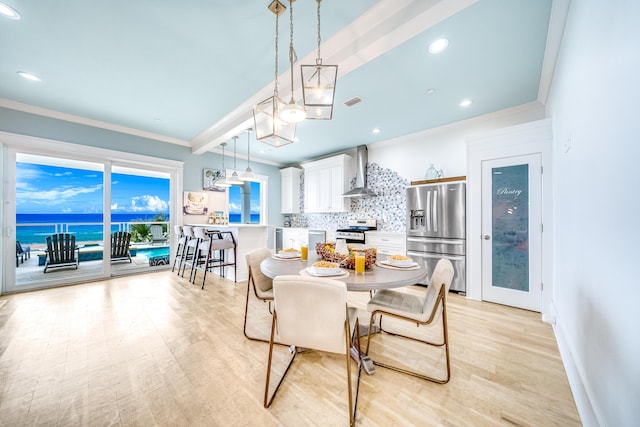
left=467, top=119, right=554, bottom=320
left=0, top=131, right=183, bottom=294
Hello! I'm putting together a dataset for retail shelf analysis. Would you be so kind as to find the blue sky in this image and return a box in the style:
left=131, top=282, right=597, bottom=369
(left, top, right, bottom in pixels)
left=228, top=182, right=262, bottom=215
left=16, top=162, right=170, bottom=214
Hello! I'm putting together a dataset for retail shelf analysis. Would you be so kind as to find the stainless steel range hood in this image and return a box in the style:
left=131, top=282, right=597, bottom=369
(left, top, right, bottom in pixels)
left=342, top=145, right=376, bottom=198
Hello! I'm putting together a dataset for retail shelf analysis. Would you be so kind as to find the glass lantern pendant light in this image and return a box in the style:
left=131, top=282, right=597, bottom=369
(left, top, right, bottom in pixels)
left=279, top=0, right=307, bottom=124
left=239, top=128, right=256, bottom=181
left=226, top=136, right=244, bottom=185
left=253, top=0, right=296, bottom=147
left=301, top=0, right=338, bottom=120
left=214, top=142, right=232, bottom=188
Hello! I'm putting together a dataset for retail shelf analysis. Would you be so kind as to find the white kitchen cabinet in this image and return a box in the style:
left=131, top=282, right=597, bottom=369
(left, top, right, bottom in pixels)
left=280, top=167, right=301, bottom=213
left=302, top=154, right=353, bottom=213
left=365, top=232, right=406, bottom=257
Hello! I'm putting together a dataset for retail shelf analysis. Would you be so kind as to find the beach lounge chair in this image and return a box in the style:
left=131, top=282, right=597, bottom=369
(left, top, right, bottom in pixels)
left=150, top=224, right=167, bottom=245
left=44, top=233, right=79, bottom=273
left=111, top=231, right=132, bottom=263
left=16, top=241, right=27, bottom=266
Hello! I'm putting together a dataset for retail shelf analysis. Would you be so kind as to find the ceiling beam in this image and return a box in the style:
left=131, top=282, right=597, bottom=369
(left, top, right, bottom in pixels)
left=190, top=0, right=477, bottom=155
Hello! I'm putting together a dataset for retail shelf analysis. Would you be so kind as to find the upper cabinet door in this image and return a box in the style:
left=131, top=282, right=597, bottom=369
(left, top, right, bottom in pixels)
left=302, top=154, right=353, bottom=213
left=280, top=167, right=301, bottom=214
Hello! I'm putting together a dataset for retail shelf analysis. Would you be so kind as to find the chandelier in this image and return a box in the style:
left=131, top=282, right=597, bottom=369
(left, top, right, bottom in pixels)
left=301, top=0, right=337, bottom=120
left=226, top=136, right=244, bottom=185
left=239, top=128, right=256, bottom=181
left=253, top=0, right=296, bottom=147
left=214, top=142, right=231, bottom=188
left=279, top=0, right=306, bottom=123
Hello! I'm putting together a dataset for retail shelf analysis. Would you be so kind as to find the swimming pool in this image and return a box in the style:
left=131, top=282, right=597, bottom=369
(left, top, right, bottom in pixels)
left=135, top=246, right=170, bottom=260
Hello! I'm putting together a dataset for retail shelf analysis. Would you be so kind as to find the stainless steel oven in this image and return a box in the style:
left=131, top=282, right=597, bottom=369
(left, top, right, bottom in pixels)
left=335, top=219, right=377, bottom=244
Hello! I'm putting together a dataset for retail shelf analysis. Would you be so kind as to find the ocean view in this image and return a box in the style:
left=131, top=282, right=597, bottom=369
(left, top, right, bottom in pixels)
left=16, top=213, right=260, bottom=245
left=16, top=213, right=167, bottom=246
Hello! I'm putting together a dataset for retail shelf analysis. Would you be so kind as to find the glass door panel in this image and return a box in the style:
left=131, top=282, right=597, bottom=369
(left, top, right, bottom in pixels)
left=481, top=154, right=541, bottom=311
left=13, top=154, right=106, bottom=290
left=491, top=164, right=530, bottom=291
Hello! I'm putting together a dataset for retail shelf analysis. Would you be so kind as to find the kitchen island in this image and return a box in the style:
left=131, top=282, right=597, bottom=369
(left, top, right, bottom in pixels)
left=186, top=224, right=268, bottom=282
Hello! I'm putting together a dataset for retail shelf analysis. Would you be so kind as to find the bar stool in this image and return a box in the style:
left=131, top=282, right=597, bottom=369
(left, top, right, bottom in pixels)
left=179, top=226, right=199, bottom=278
left=191, top=229, right=237, bottom=289
left=189, top=227, right=216, bottom=285
left=171, top=225, right=186, bottom=272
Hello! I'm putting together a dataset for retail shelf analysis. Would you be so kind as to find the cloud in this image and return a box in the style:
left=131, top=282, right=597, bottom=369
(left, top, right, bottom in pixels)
left=130, top=195, right=168, bottom=212
left=54, top=172, right=73, bottom=177
left=17, top=184, right=104, bottom=204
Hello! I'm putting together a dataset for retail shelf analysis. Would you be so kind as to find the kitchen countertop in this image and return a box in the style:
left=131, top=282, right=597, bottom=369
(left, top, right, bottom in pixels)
left=186, top=223, right=268, bottom=228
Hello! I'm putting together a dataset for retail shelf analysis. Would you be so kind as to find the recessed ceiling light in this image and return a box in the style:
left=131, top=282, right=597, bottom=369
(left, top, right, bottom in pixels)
left=428, top=38, right=449, bottom=54
left=459, top=99, right=473, bottom=107
left=0, top=2, right=20, bottom=20
left=426, top=88, right=436, bottom=94
left=372, top=128, right=381, bottom=134
left=17, top=71, right=42, bottom=82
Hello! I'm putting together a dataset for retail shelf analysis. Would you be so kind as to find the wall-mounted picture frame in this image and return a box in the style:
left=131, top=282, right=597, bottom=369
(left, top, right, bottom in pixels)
left=203, top=168, right=226, bottom=192
left=183, top=191, right=208, bottom=215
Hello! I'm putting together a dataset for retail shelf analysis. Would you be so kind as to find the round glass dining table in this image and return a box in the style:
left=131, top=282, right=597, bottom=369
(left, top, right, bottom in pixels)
left=260, top=255, right=427, bottom=292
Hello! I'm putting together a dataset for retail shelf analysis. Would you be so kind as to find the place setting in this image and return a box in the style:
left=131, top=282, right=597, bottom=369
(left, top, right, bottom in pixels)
left=300, top=260, right=350, bottom=279
left=377, top=254, right=420, bottom=270
left=272, top=248, right=302, bottom=261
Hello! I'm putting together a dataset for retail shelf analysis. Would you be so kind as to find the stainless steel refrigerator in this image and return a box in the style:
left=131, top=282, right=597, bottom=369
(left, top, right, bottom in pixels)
left=406, top=182, right=466, bottom=293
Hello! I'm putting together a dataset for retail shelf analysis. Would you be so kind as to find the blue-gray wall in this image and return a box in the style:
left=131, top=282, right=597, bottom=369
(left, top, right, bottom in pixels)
left=0, top=107, right=284, bottom=226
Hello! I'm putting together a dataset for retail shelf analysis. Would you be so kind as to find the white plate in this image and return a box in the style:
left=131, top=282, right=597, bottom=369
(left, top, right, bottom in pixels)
left=278, top=251, right=301, bottom=259
left=385, top=259, right=418, bottom=268
left=306, top=267, right=344, bottom=277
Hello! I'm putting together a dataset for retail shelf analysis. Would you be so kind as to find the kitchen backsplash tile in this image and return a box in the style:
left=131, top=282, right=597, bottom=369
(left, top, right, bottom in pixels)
left=288, top=162, right=408, bottom=233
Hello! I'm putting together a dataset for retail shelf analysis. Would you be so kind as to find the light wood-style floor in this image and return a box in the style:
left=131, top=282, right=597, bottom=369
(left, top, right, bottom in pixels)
left=0, top=271, right=581, bottom=426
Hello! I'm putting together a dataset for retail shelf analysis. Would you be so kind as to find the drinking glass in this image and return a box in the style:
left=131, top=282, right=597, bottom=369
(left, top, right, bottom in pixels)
left=300, top=245, right=308, bottom=261
left=355, top=252, right=365, bottom=275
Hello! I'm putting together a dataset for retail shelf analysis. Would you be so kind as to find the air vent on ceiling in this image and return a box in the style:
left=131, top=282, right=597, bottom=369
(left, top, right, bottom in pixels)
left=344, top=96, right=363, bottom=107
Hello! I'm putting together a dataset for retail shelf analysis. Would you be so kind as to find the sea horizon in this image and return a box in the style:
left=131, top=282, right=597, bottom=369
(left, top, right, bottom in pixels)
left=16, top=212, right=259, bottom=246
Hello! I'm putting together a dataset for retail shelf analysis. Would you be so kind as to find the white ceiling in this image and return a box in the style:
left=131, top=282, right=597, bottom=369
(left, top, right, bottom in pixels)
left=0, top=0, right=557, bottom=166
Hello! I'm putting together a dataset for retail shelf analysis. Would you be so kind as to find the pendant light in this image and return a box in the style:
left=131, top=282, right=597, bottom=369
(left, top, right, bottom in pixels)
left=239, top=128, right=256, bottom=181
left=301, top=0, right=338, bottom=120
left=253, top=0, right=296, bottom=147
left=279, top=0, right=306, bottom=124
left=214, top=142, right=231, bottom=188
left=226, top=136, right=244, bottom=185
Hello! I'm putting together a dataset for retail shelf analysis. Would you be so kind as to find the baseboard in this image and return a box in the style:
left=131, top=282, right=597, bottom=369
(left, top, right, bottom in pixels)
left=553, top=318, right=601, bottom=426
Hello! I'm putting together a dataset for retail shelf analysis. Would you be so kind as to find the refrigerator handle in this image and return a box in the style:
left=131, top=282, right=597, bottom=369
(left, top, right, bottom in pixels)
left=432, top=189, right=438, bottom=233
left=407, top=250, right=464, bottom=262
left=426, top=190, right=431, bottom=232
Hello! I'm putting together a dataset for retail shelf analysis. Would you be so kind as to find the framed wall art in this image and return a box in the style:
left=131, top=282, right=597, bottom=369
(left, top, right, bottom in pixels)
left=183, top=191, right=208, bottom=215
left=203, top=168, right=226, bottom=192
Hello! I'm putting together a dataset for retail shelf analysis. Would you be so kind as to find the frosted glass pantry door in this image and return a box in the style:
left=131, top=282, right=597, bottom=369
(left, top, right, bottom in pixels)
left=481, top=154, right=542, bottom=311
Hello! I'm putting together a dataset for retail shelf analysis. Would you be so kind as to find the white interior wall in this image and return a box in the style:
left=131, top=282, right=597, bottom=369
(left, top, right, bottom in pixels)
left=546, top=1, right=640, bottom=425
left=367, top=102, right=546, bottom=181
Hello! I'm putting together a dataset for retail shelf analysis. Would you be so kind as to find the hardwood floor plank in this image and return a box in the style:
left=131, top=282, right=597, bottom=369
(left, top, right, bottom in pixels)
left=0, top=271, right=580, bottom=426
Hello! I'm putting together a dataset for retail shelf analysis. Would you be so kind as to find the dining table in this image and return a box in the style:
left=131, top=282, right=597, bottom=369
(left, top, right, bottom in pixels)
left=260, top=254, right=427, bottom=292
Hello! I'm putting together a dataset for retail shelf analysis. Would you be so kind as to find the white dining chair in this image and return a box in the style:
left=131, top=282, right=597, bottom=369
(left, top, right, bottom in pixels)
left=264, top=275, right=362, bottom=426
left=364, top=258, right=455, bottom=383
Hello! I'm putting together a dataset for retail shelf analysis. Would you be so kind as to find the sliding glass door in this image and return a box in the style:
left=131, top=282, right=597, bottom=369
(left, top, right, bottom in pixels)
left=3, top=143, right=178, bottom=294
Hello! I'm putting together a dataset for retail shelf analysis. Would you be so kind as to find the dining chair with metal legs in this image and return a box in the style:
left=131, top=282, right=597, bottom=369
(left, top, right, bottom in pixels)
left=364, top=258, right=455, bottom=384
left=264, top=275, right=362, bottom=426
left=243, top=248, right=274, bottom=342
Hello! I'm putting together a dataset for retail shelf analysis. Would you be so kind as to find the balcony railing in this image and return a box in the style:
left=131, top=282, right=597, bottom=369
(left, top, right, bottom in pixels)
left=16, top=221, right=170, bottom=249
